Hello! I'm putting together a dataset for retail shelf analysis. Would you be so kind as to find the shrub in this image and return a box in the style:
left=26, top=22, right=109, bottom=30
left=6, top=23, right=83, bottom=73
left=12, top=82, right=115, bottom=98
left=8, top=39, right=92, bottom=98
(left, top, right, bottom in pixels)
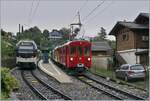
left=1, top=67, right=19, bottom=99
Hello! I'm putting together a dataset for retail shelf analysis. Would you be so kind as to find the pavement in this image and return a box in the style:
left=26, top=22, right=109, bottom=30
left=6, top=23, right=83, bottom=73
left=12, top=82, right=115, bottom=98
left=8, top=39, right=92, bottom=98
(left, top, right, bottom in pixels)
left=38, top=59, right=72, bottom=83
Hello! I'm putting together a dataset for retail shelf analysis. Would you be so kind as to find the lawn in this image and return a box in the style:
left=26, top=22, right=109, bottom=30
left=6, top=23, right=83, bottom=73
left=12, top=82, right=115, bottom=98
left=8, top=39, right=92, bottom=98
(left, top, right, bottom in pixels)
left=89, top=67, right=149, bottom=90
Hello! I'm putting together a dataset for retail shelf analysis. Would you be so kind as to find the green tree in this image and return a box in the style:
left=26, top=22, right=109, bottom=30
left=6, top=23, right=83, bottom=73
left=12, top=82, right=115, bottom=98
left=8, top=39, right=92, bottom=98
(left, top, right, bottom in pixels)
left=59, top=27, right=71, bottom=41
left=1, top=29, right=16, bottom=58
left=16, top=26, right=44, bottom=47
left=107, top=40, right=116, bottom=50
left=97, top=27, right=107, bottom=40
left=43, top=29, right=49, bottom=38
left=91, top=27, right=107, bottom=42
left=1, top=29, right=7, bottom=36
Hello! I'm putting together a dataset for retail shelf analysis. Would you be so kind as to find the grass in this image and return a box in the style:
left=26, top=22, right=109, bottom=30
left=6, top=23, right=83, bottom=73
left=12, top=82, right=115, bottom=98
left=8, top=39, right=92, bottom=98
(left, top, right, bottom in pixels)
left=90, top=67, right=149, bottom=90
left=90, top=67, right=116, bottom=79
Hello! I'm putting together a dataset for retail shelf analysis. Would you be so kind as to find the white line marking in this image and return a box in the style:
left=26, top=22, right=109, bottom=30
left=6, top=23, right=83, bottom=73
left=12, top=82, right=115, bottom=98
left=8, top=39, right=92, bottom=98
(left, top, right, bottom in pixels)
left=39, top=60, right=54, bottom=76
left=49, top=59, right=61, bottom=75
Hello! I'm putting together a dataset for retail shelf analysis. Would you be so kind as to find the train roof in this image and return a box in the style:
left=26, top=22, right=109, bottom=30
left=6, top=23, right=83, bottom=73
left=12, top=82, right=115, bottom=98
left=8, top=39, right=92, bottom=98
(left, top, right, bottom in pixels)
left=54, top=40, right=91, bottom=50
left=16, top=40, right=37, bottom=49
left=64, top=40, right=90, bottom=45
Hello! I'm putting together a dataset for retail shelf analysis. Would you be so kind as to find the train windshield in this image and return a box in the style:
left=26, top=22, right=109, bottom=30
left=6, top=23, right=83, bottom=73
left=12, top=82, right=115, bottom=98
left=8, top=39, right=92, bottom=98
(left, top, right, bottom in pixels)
left=70, top=46, right=76, bottom=55
left=84, top=46, right=90, bottom=56
left=78, top=46, right=83, bottom=56
left=18, top=45, right=34, bottom=53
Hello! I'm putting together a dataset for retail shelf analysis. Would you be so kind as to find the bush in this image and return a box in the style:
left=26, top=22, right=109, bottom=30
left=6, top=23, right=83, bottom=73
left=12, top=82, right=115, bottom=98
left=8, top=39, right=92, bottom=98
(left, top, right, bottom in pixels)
left=1, top=67, right=19, bottom=99
left=1, top=57, right=16, bottom=69
left=1, top=37, right=15, bottom=58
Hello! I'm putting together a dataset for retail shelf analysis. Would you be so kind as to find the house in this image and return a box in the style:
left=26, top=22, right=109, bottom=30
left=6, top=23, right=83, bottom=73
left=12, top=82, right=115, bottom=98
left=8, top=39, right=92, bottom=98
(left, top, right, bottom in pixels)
left=109, top=13, right=149, bottom=67
left=92, top=41, right=112, bottom=69
left=49, top=29, right=62, bottom=40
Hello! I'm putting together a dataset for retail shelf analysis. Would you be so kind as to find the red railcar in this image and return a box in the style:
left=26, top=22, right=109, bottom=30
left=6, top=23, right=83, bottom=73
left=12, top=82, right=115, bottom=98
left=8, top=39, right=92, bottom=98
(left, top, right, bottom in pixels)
left=52, top=40, right=92, bottom=72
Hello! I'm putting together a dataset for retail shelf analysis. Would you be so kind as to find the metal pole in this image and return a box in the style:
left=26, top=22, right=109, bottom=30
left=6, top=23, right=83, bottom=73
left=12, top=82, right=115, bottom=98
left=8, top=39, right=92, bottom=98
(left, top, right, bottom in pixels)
left=19, top=24, right=21, bottom=34
left=148, top=15, right=150, bottom=98
left=21, top=25, right=24, bottom=33
left=78, top=11, right=82, bottom=28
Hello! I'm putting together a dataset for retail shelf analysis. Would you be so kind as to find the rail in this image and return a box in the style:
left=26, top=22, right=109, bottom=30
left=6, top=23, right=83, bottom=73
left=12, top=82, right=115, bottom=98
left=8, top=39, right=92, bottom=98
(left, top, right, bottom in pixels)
left=82, top=74, right=145, bottom=100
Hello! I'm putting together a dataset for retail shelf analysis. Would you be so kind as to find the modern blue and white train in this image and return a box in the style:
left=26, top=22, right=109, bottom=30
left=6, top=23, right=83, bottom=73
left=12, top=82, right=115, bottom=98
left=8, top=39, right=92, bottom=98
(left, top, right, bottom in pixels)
left=16, top=40, right=38, bottom=68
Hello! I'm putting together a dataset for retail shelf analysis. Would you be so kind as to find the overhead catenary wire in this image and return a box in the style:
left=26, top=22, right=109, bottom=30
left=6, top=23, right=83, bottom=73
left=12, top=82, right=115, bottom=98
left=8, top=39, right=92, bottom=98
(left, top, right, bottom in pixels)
left=78, top=0, right=89, bottom=12
left=80, top=1, right=115, bottom=40
left=70, top=0, right=89, bottom=23
left=28, top=0, right=40, bottom=26
left=82, top=0, right=105, bottom=22
left=84, top=1, right=115, bottom=25
left=79, top=0, right=106, bottom=39
left=69, top=0, right=89, bottom=40
left=28, top=0, right=35, bottom=26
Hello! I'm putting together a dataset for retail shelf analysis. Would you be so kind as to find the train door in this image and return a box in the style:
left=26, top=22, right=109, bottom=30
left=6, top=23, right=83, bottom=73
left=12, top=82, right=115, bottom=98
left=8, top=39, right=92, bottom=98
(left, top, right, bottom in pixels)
left=66, top=46, right=69, bottom=67
left=77, top=46, right=84, bottom=66
left=69, top=45, right=77, bottom=68
left=84, top=45, right=91, bottom=68
left=62, top=46, right=65, bottom=66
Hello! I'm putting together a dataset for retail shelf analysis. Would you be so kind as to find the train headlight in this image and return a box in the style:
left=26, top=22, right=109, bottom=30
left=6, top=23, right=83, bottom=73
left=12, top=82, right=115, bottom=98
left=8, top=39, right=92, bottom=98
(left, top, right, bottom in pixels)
left=88, top=58, right=91, bottom=61
left=70, top=57, right=73, bottom=61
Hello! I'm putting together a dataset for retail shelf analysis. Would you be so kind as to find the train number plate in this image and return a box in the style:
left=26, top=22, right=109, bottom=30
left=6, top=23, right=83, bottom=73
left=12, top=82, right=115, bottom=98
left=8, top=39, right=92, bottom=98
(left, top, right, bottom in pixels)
left=77, top=63, right=84, bottom=67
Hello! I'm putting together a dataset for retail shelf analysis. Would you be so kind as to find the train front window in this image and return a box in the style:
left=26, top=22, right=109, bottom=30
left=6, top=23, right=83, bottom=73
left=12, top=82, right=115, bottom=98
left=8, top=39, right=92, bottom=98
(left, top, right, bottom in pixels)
left=70, top=46, right=76, bottom=55
left=84, top=46, right=90, bottom=56
left=78, top=46, right=83, bottom=56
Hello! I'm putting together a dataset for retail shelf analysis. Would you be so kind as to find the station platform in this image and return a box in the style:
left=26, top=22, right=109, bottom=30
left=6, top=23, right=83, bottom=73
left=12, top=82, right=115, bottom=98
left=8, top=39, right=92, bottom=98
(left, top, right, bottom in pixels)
left=38, top=59, right=72, bottom=83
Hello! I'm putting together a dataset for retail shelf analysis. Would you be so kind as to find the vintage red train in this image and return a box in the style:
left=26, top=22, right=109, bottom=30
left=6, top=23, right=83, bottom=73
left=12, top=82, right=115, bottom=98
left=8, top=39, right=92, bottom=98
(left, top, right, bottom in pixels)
left=51, top=40, right=92, bottom=73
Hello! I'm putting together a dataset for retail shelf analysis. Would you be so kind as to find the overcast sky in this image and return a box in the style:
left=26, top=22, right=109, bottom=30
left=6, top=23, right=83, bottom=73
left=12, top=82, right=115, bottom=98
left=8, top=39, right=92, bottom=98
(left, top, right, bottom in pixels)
left=1, top=0, right=149, bottom=40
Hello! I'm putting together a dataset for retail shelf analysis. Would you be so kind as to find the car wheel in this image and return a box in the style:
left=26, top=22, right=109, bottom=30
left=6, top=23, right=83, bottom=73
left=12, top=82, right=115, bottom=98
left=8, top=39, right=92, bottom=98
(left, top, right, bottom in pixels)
left=125, top=76, right=128, bottom=82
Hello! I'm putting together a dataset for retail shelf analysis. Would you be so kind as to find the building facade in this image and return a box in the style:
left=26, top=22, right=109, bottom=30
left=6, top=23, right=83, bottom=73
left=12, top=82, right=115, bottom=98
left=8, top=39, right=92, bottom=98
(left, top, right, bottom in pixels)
left=92, top=41, right=112, bottom=69
left=109, top=13, right=149, bottom=67
left=49, top=29, right=62, bottom=40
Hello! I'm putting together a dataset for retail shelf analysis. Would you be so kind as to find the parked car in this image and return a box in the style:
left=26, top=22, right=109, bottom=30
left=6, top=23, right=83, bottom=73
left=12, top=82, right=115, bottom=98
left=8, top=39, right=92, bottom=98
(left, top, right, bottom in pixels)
left=115, top=64, right=146, bottom=81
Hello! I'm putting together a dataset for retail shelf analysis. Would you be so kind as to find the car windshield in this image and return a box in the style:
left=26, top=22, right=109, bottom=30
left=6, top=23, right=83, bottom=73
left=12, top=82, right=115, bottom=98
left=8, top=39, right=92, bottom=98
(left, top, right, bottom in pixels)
left=18, top=49, right=34, bottom=53
left=130, top=65, right=144, bottom=70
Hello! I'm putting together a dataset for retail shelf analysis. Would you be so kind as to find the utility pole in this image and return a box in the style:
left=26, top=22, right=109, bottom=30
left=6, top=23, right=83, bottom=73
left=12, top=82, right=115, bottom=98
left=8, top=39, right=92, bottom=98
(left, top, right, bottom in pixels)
left=21, top=25, right=24, bottom=33
left=70, top=12, right=82, bottom=28
left=78, top=11, right=82, bottom=29
left=19, top=24, right=21, bottom=34
left=70, top=11, right=82, bottom=40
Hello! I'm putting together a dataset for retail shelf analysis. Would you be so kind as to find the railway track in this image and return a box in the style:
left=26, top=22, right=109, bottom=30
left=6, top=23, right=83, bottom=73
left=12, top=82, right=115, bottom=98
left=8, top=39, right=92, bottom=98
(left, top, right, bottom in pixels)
left=77, top=75, right=145, bottom=100
left=91, top=72, right=147, bottom=92
left=21, top=70, right=72, bottom=100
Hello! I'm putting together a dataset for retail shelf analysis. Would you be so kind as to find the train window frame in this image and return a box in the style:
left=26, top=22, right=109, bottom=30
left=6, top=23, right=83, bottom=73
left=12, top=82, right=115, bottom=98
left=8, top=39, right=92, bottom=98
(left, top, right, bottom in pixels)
left=84, top=46, right=90, bottom=56
left=78, top=46, right=83, bottom=56
left=70, top=46, right=76, bottom=56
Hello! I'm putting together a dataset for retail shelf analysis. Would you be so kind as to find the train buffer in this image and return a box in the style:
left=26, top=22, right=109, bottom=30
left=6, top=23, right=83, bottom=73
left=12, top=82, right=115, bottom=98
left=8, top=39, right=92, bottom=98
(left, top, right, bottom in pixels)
left=38, top=59, right=72, bottom=83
